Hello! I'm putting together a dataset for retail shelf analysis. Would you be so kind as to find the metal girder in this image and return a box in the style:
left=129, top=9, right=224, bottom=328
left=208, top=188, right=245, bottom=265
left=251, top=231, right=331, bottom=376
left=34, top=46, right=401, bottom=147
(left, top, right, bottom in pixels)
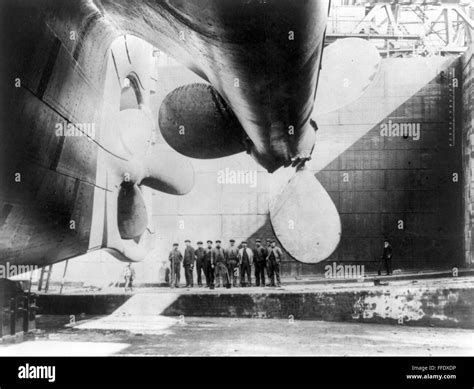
left=335, top=1, right=474, bottom=55
left=423, top=5, right=473, bottom=49
left=351, top=3, right=408, bottom=35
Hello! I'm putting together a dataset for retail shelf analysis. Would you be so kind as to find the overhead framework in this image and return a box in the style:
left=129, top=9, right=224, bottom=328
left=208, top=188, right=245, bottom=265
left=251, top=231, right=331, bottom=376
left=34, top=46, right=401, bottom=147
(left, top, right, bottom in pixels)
left=326, top=0, right=474, bottom=56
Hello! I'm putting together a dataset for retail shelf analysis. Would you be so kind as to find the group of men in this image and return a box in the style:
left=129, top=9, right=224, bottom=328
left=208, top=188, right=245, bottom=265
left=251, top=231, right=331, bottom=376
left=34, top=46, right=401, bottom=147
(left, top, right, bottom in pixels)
left=168, top=238, right=284, bottom=288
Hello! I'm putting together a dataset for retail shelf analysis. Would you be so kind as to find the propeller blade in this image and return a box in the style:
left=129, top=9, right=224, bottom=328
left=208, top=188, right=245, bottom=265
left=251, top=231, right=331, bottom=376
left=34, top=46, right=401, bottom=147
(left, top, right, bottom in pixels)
left=109, top=108, right=154, bottom=157
left=314, top=38, right=381, bottom=115
left=117, top=182, right=148, bottom=239
left=269, top=169, right=341, bottom=263
left=140, top=152, right=195, bottom=195
left=158, top=83, right=247, bottom=159
left=107, top=146, right=195, bottom=196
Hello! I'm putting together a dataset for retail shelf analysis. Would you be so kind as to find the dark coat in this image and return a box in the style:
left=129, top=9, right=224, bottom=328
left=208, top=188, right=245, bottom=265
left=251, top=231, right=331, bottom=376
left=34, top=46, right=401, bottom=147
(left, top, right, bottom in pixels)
left=204, top=248, right=215, bottom=266
left=183, top=245, right=196, bottom=267
left=382, top=245, right=393, bottom=260
left=213, top=247, right=226, bottom=264
left=195, top=247, right=206, bottom=264
left=168, top=249, right=183, bottom=265
left=254, top=246, right=268, bottom=262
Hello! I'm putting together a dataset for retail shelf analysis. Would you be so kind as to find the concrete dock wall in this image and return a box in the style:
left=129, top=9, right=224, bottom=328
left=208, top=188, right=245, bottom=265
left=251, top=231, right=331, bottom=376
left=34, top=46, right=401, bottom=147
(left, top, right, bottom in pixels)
left=161, top=287, right=474, bottom=329
left=37, top=281, right=474, bottom=329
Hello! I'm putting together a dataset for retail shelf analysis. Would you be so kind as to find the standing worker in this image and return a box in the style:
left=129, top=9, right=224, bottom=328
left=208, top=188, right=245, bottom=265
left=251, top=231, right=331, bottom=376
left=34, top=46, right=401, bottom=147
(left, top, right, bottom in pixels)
left=213, top=240, right=229, bottom=287
left=253, top=239, right=267, bottom=287
left=123, top=263, right=136, bottom=292
left=168, top=243, right=183, bottom=288
left=226, top=239, right=239, bottom=287
left=265, top=238, right=273, bottom=281
left=183, top=239, right=196, bottom=287
left=204, top=240, right=215, bottom=288
left=238, top=241, right=254, bottom=287
left=378, top=239, right=393, bottom=276
left=194, top=241, right=206, bottom=287
left=266, top=240, right=283, bottom=287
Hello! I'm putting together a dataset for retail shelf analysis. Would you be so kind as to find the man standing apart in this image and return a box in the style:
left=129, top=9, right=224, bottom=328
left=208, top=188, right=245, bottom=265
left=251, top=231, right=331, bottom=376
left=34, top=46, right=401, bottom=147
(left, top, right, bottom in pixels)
left=253, top=239, right=267, bottom=287
left=267, top=240, right=283, bottom=287
left=226, top=239, right=239, bottom=287
left=194, top=241, right=206, bottom=287
left=238, top=241, right=254, bottom=287
left=168, top=243, right=183, bottom=288
left=183, top=239, right=196, bottom=287
left=378, top=239, right=393, bottom=276
left=204, top=240, right=215, bottom=288
left=123, top=263, right=136, bottom=292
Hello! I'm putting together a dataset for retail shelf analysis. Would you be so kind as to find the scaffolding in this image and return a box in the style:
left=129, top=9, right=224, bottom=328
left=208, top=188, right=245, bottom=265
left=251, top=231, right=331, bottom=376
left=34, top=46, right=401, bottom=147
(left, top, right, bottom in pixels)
left=327, top=1, right=474, bottom=57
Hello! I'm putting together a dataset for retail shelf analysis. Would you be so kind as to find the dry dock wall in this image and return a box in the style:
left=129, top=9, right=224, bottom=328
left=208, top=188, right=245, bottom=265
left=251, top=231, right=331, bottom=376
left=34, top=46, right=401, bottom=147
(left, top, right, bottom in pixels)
left=37, top=282, right=474, bottom=329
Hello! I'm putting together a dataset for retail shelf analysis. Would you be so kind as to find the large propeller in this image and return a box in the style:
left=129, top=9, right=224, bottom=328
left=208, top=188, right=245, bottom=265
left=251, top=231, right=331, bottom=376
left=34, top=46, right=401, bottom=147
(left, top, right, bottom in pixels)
left=269, top=38, right=381, bottom=263
left=103, top=108, right=195, bottom=261
left=269, top=168, right=341, bottom=263
left=155, top=38, right=380, bottom=264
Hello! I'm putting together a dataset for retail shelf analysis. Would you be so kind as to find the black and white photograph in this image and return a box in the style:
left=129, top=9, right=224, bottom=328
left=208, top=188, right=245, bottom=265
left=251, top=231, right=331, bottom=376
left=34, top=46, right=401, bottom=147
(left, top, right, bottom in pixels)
left=0, top=0, right=473, bottom=385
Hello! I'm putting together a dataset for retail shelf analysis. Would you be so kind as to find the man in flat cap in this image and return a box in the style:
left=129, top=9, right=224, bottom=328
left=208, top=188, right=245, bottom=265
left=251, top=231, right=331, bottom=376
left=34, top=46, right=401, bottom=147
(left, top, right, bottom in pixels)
left=213, top=240, right=229, bottom=287
left=253, top=239, right=267, bottom=287
left=183, top=239, right=196, bottom=287
left=168, top=243, right=183, bottom=288
left=226, top=239, right=239, bottom=287
left=204, top=240, right=215, bottom=288
left=267, top=240, right=283, bottom=287
left=238, top=241, right=254, bottom=287
left=194, top=241, right=206, bottom=287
